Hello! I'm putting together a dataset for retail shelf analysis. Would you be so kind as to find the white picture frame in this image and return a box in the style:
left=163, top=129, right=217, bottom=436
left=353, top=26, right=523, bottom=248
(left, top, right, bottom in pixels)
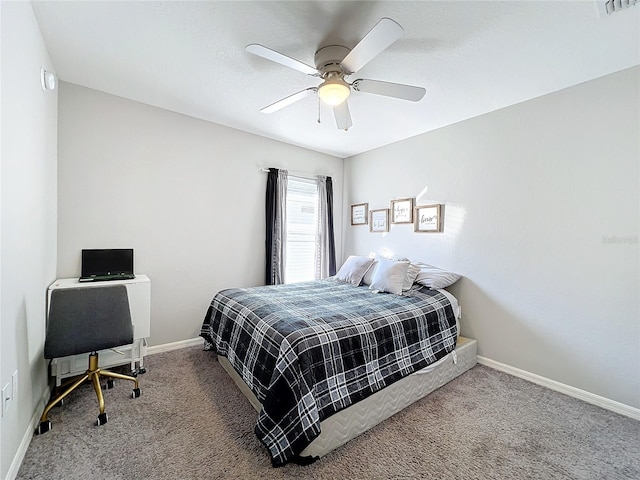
left=370, top=209, right=389, bottom=233
left=414, top=204, right=442, bottom=233
left=390, top=198, right=414, bottom=224
left=351, top=203, right=368, bottom=225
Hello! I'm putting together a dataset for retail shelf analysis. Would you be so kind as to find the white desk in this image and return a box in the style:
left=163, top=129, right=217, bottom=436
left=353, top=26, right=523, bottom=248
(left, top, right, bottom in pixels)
left=47, top=274, right=151, bottom=386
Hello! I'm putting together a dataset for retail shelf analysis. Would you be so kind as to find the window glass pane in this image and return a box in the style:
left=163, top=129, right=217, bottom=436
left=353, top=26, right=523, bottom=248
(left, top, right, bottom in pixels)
left=285, top=176, right=317, bottom=283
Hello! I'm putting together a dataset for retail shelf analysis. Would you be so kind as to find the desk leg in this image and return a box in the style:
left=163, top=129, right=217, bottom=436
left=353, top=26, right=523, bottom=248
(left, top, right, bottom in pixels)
left=55, top=361, right=62, bottom=387
left=130, top=342, right=135, bottom=373
left=138, top=339, right=147, bottom=374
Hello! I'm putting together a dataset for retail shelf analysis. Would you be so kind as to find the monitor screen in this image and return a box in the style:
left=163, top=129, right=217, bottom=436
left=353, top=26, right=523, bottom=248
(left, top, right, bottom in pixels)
left=81, top=249, right=134, bottom=277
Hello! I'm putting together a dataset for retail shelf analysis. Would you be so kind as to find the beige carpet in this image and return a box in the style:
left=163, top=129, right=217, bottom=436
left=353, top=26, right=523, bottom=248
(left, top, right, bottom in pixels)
left=17, top=346, right=639, bottom=480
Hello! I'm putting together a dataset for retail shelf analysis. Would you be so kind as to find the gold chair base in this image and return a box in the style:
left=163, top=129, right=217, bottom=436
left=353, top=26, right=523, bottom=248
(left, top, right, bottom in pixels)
left=35, top=352, right=140, bottom=434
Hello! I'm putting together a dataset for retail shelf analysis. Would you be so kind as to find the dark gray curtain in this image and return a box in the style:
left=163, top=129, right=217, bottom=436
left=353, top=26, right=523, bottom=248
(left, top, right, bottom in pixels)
left=326, top=177, right=336, bottom=276
left=265, top=168, right=287, bottom=285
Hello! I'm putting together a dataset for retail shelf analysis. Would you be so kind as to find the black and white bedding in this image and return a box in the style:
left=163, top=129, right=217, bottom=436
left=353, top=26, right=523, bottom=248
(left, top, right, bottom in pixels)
left=200, top=278, right=458, bottom=466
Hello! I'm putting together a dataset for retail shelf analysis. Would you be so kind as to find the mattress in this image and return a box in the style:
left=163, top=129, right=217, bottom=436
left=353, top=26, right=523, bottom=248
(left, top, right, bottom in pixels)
left=219, top=335, right=477, bottom=459
left=202, top=279, right=459, bottom=465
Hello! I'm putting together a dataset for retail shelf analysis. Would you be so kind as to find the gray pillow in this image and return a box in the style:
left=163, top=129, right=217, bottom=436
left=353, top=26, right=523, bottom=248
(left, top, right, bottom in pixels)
left=362, top=260, right=378, bottom=285
left=414, top=262, right=461, bottom=289
left=335, top=256, right=375, bottom=286
left=403, top=263, right=421, bottom=291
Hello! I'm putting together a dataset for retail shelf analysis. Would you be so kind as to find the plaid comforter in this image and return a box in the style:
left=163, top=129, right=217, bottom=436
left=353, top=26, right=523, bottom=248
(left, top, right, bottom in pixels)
left=200, top=279, right=457, bottom=466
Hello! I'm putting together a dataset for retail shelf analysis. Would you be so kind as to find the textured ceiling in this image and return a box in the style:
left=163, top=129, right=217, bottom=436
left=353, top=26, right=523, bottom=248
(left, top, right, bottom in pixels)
left=32, top=1, right=640, bottom=158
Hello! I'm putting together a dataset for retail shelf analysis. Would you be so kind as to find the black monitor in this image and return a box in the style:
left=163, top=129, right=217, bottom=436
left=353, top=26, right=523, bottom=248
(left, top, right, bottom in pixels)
left=81, top=249, right=134, bottom=277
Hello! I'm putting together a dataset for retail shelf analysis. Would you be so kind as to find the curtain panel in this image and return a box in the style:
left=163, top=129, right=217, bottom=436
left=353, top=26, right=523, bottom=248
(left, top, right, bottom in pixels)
left=265, top=168, right=288, bottom=285
left=315, top=175, right=337, bottom=279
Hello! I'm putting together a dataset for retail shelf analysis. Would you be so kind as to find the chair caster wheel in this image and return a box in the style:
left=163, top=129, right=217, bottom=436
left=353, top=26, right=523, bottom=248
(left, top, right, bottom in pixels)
left=130, top=370, right=138, bottom=377
left=35, top=420, right=52, bottom=435
left=131, top=388, right=141, bottom=399
left=106, top=379, right=115, bottom=389
left=97, top=413, right=108, bottom=426
left=138, top=367, right=147, bottom=374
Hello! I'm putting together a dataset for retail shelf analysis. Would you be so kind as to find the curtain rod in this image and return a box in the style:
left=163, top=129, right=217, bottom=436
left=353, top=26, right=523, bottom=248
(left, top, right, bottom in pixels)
left=259, top=168, right=330, bottom=181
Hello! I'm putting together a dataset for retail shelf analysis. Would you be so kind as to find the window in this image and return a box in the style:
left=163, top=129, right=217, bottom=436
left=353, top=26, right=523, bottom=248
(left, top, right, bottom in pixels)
left=285, top=176, right=318, bottom=283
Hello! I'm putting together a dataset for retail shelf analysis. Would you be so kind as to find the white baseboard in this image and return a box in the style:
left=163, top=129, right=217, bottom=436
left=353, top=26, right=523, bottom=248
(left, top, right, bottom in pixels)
left=11, top=342, right=635, bottom=480
left=477, top=355, right=640, bottom=421
left=147, top=341, right=640, bottom=421
left=5, top=386, right=51, bottom=480
left=8, top=338, right=203, bottom=479
left=146, top=337, right=204, bottom=355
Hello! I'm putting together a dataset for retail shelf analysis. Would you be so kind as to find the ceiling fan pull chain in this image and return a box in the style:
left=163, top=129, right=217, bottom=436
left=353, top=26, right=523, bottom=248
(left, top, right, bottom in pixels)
left=317, top=97, right=321, bottom=124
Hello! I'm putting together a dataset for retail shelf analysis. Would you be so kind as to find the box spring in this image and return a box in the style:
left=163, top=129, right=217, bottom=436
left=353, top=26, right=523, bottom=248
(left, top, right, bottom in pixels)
left=218, top=336, right=477, bottom=459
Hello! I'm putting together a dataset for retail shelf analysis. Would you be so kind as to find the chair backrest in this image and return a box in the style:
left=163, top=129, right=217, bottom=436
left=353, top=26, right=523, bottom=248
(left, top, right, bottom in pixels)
left=44, top=284, right=134, bottom=359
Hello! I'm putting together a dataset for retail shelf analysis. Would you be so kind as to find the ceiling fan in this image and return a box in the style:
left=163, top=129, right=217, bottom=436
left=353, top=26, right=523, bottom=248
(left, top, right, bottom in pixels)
left=246, top=17, right=426, bottom=131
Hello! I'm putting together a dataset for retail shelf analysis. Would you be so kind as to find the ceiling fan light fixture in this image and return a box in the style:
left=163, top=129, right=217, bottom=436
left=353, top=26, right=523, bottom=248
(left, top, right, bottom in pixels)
left=318, top=76, right=350, bottom=106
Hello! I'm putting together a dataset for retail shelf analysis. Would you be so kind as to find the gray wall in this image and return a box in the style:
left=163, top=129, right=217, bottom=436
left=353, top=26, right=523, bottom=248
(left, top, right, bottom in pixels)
left=3, top=11, right=636, bottom=474
left=343, top=67, right=639, bottom=409
left=0, top=2, right=58, bottom=478
left=56, top=83, right=344, bottom=347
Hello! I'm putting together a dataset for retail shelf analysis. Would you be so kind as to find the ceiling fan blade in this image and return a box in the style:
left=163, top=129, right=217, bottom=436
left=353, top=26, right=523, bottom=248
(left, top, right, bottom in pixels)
left=340, top=18, right=404, bottom=74
left=246, top=44, right=319, bottom=76
left=260, top=88, right=317, bottom=114
left=352, top=79, right=426, bottom=102
left=333, top=101, right=353, bottom=131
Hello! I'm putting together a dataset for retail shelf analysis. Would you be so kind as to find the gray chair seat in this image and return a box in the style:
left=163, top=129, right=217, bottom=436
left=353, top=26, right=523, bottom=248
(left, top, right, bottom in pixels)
left=36, top=284, right=141, bottom=435
left=45, top=285, right=134, bottom=358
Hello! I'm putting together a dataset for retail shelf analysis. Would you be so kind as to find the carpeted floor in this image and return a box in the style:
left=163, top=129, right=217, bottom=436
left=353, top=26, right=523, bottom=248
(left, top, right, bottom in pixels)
left=16, top=346, right=639, bottom=480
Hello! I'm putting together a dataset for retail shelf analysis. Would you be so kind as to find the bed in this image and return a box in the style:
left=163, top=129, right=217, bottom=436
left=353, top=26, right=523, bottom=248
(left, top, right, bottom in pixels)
left=200, top=276, right=477, bottom=466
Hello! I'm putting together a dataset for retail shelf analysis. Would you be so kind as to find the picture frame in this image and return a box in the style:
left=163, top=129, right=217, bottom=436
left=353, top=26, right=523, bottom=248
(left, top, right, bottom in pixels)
left=390, top=198, right=414, bottom=224
left=414, top=204, right=442, bottom=233
left=351, top=203, right=368, bottom=225
left=370, top=209, right=389, bottom=233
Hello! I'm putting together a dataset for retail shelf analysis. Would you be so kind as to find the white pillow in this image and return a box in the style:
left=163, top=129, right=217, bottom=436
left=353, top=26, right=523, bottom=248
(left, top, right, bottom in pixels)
left=369, top=257, right=410, bottom=295
left=414, top=263, right=461, bottom=289
left=364, top=255, right=419, bottom=291
left=335, top=256, right=375, bottom=286
left=403, top=263, right=421, bottom=291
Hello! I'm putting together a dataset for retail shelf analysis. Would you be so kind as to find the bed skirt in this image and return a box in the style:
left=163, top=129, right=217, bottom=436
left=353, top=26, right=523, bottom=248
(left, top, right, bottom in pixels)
left=218, top=336, right=477, bottom=459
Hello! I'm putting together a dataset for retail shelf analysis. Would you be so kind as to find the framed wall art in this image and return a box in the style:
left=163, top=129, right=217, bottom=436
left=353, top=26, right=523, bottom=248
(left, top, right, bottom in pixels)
left=351, top=203, right=368, bottom=225
left=414, top=204, right=442, bottom=233
left=370, top=209, right=389, bottom=233
left=390, top=198, right=414, bottom=224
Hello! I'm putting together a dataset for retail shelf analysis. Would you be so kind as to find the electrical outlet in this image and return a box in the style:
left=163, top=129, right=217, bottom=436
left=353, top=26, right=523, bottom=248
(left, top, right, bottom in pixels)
left=1, top=383, right=9, bottom=416
left=12, top=371, right=18, bottom=404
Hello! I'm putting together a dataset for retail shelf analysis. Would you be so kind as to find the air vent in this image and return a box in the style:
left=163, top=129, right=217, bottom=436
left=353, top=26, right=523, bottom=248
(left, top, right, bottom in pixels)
left=600, top=0, right=638, bottom=15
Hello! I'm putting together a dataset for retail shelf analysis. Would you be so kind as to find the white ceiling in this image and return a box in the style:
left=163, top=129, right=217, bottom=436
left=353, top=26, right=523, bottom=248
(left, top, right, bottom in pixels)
left=31, top=1, right=640, bottom=158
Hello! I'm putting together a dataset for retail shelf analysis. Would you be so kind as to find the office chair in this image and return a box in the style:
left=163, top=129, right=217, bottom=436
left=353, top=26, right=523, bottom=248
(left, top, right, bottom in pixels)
left=35, top=284, right=141, bottom=435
